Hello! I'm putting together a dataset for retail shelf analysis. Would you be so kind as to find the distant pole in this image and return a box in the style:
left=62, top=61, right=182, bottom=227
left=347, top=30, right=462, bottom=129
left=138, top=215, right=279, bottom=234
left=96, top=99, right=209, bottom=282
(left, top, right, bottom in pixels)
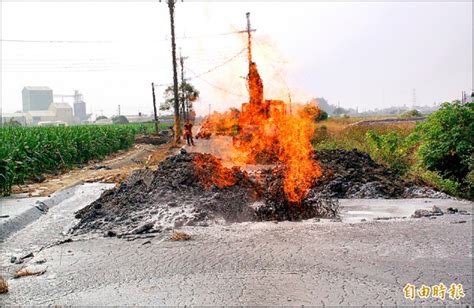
left=151, top=83, right=159, bottom=133
left=208, top=104, right=211, bottom=117
left=167, top=0, right=182, bottom=143
left=118, top=104, right=121, bottom=116
left=179, top=51, right=188, bottom=122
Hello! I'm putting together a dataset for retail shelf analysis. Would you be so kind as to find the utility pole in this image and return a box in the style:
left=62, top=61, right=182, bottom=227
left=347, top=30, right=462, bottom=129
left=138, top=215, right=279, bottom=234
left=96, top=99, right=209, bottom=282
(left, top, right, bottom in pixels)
left=246, top=12, right=252, bottom=69
left=118, top=104, right=121, bottom=116
left=151, top=83, right=159, bottom=134
left=161, top=0, right=182, bottom=143
left=179, top=51, right=188, bottom=122
left=238, top=12, right=256, bottom=69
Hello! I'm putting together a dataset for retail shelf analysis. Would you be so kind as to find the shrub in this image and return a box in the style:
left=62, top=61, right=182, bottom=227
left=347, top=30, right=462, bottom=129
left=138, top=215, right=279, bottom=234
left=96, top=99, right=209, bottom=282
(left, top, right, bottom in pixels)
left=417, top=101, right=473, bottom=182
left=409, top=166, right=461, bottom=197
left=366, top=130, right=419, bottom=175
left=317, top=110, right=328, bottom=121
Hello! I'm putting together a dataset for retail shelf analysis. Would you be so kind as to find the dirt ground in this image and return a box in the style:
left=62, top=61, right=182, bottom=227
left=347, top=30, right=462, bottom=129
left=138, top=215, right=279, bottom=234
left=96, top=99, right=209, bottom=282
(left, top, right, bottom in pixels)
left=10, top=143, right=174, bottom=198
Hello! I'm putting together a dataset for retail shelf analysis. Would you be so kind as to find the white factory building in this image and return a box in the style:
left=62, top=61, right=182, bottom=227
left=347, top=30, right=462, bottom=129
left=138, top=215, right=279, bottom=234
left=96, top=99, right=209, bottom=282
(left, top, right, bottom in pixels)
left=1, top=87, right=89, bottom=126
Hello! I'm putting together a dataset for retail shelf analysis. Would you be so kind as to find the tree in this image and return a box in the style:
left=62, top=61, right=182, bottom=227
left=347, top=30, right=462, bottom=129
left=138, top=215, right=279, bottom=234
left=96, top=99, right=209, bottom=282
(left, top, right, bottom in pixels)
left=317, top=110, right=328, bottom=121
left=301, top=102, right=327, bottom=122
left=112, top=115, right=129, bottom=124
left=161, top=81, right=199, bottom=121
left=95, top=115, right=108, bottom=121
left=401, top=109, right=423, bottom=118
left=416, top=101, right=473, bottom=196
left=333, top=107, right=348, bottom=116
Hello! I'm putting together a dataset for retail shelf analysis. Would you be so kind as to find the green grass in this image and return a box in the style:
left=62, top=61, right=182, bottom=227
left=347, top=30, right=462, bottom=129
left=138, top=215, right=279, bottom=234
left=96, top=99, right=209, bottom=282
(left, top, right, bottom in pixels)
left=313, top=117, right=472, bottom=199
left=313, top=121, right=416, bottom=153
left=0, top=123, right=168, bottom=195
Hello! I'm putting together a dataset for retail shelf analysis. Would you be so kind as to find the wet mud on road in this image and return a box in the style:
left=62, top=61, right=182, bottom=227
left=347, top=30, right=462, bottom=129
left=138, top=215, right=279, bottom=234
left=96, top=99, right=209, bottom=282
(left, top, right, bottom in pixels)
left=1, top=183, right=471, bottom=305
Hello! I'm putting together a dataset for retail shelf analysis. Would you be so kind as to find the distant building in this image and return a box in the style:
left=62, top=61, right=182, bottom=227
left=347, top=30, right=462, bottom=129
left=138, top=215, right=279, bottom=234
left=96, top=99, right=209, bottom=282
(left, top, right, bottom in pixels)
left=72, top=90, right=89, bottom=122
left=74, top=101, right=87, bottom=121
left=124, top=114, right=154, bottom=123
left=23, top=102, right=74, bottom=125
left=26, top=110, right=56, bottom=125
left=22, top=86, right=53, bottom=111
left=1, top=112, right=27, bottom=126
left=95, top=118, right=113, bottom=125
left=49, top=102, right=74, bottom=123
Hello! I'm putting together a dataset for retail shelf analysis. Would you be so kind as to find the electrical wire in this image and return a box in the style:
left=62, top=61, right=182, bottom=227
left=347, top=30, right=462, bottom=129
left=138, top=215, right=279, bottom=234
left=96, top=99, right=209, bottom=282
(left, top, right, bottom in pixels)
left=153, top=47, right=246, bottom=89
left=186, top=67, right=246, bottom=98
left=186, top=48, right=246, bottom=80
left=0, top=30, right=248, bottom=44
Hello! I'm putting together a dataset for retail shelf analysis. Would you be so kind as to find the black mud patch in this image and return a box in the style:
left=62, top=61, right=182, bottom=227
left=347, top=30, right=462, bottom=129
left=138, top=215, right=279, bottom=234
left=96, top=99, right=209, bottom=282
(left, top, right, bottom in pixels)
left=72, top=149, right=428, bottom=236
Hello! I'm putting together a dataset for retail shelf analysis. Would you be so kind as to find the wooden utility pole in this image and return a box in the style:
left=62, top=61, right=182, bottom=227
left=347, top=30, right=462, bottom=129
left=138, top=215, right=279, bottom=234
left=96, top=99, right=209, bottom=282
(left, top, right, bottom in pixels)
left=151, top=83, right=159, bottom=133
left=163, top=0, right=182, bottom=143
left=238, top=12, right=256, bottom=69
left=179, top=51, right=188, bottom=122
left=246, top=12, right=252, bottom=69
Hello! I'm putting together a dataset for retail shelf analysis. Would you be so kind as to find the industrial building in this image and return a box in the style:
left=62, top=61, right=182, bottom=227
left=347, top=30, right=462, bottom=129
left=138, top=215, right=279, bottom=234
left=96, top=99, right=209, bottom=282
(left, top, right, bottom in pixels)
left=22, top=86, right=53, bottom=111
left=1, top=87, right=89, bottom=126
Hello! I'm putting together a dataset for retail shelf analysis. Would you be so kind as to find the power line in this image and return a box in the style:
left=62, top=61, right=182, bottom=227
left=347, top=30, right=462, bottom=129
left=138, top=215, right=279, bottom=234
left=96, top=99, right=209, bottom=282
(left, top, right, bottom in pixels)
left=186, top=67, right=245, bottom=98
left=186, top=48, right=246, bottom=80
left=153, top=48, right=245, bottom=89
left=0, top=39, right=113, bottom=43
left=0, top=30, right=249, bottom=44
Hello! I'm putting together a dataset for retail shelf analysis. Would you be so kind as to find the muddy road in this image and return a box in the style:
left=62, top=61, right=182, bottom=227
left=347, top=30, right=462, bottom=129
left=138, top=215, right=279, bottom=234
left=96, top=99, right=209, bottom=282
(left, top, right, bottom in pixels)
left=1, top=135, right=472, bottom=305
left=1, top=183, right=471, bottom=305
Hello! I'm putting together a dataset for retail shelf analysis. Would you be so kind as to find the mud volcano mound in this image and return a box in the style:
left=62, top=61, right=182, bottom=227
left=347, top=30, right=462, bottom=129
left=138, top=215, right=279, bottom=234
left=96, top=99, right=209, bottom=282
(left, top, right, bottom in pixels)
left=313, top=149, right=409, bottom=198
left=73, top=152, right=261, bottom=236
left=73, top=149, right=418, bottom=236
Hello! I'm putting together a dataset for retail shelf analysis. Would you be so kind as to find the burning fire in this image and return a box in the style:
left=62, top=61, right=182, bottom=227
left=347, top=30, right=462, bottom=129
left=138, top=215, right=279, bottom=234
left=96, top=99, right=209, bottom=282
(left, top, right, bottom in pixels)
left=277, top=110, right=322, bottom=202
left=196, top=108, right=240, bottom=139
left=196, top=60, right=322, bottom=203
left=193, top=154, right=237, bottom=189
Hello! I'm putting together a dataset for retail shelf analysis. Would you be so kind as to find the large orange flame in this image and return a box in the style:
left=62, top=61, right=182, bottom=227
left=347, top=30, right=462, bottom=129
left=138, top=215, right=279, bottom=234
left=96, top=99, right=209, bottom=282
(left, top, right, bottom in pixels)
left=194, top=61, right=322, bottom=203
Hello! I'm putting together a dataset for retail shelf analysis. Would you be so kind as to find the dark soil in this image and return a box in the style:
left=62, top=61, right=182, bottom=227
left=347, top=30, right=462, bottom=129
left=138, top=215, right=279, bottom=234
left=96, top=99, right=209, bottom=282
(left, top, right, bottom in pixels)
left=73, top=152, right=260, bottom=236
left=72, top=149, right=427, bottom=236
left=313, top=149, right=409, bottom=198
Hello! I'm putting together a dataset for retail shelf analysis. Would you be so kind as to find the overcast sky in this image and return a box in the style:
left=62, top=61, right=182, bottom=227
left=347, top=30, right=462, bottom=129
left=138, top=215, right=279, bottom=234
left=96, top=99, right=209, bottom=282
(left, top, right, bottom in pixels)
left=1, top=1, right=472, bottom=116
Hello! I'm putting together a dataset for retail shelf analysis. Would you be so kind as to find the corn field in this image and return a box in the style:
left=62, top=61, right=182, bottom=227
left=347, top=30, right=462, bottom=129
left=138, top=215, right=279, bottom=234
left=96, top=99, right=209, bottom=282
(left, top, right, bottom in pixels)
left=0, top=124, right=154, bottom=196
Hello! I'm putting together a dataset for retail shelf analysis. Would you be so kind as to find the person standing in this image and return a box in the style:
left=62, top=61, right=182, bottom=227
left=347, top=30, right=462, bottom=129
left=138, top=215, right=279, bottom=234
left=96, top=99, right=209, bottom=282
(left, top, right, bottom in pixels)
left=183, top=120, right=195, bottom=146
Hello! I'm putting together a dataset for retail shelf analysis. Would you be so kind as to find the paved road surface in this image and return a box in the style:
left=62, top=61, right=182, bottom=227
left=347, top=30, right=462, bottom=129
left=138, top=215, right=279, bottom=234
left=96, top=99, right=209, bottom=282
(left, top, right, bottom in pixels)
left=1, top=184, right=471, bottom=305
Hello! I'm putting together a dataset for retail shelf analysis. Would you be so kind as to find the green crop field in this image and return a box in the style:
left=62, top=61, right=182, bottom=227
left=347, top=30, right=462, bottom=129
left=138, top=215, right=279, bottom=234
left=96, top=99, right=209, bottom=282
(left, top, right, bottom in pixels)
left=0, top=123, right=166, bottom=196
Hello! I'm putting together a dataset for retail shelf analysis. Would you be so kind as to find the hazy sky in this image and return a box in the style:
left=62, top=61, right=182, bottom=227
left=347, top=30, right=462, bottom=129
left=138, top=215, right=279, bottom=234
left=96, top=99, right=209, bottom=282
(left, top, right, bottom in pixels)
left=1, top=1, right=472, bottom=116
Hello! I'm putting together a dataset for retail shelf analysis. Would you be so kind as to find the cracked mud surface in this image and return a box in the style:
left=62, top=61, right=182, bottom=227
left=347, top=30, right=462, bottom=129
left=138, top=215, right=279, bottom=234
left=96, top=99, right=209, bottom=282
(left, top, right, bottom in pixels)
left=2, top=214, right=472, bottom=305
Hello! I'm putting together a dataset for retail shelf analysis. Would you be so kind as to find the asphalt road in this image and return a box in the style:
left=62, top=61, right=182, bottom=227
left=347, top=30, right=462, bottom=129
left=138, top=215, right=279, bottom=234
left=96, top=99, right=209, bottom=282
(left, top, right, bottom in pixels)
left=1, top=184, right=472, bottom=305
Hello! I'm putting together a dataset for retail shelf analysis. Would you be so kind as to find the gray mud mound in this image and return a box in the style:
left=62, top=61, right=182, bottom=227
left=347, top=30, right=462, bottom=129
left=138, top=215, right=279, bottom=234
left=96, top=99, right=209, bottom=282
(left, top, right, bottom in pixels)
left=72, top=149, right=431, bottom=236
left=313, top=149, right=410, bottom=198
left=73, top=152, right=260, bottom=236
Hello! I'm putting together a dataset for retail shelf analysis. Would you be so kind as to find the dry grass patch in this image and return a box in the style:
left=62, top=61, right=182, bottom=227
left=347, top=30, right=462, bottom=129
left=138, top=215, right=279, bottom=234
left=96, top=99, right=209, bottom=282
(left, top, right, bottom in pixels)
left=170, top=230, right=191, bottom=241
left=12, top=268, right=46, bottom=279
left=0, top=275, right=8, bottom=294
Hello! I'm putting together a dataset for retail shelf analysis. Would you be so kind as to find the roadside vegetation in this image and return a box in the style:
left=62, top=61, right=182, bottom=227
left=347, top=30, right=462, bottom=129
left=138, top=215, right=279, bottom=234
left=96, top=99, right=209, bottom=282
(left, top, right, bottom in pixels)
left=0, top=123, right=167, bottom=196
left=314, top=101, right=473, bottom=199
